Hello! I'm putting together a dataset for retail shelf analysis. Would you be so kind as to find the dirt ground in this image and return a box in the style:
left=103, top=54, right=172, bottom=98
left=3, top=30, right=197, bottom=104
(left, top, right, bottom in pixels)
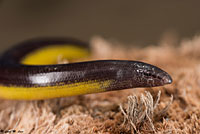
left=0, top=36, right=200, bottom=134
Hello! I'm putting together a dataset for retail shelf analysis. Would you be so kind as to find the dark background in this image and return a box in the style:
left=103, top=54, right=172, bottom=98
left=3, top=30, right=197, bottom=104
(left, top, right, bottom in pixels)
left=0, top=0, right=200, bottom=51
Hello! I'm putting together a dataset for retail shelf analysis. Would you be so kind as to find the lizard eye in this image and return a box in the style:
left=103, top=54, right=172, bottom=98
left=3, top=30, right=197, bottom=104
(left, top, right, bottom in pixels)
left=143, top=72, right=151, bottom=77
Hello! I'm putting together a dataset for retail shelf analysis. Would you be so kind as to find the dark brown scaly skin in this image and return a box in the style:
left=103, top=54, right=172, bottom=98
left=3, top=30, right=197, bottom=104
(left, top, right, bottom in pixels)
left=0, top=37, right=89, bottom=66
left=0, top=38, right=172, bottom=92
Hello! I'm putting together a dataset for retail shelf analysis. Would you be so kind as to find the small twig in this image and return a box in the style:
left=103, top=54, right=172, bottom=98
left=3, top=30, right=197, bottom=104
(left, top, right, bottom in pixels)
left=120, top=91, right=173, bottom=133
left=153, top=91, right=161, bottom=110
